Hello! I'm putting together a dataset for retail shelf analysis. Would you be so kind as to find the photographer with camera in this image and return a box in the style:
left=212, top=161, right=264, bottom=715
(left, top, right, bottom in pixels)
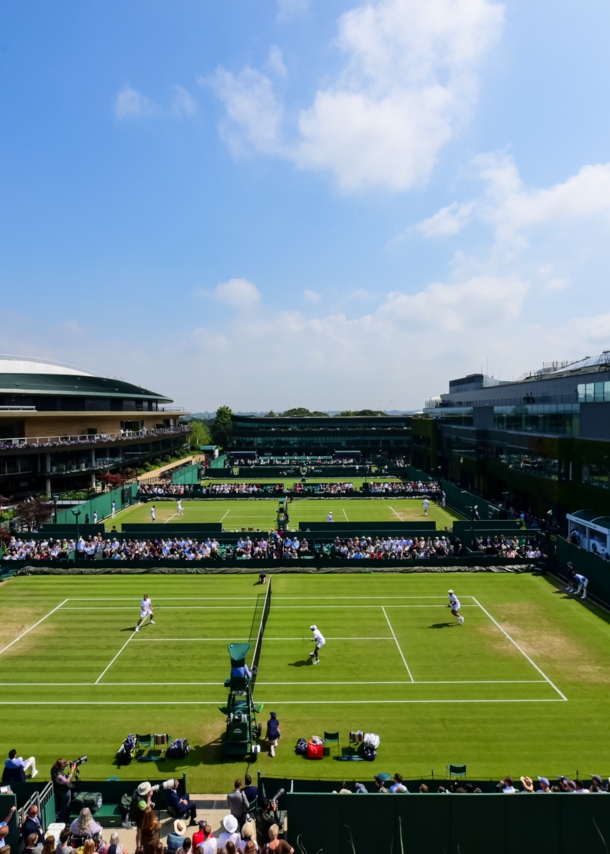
left=51, top=760, right=77, bottom=822
left=128, top=784, right=154, bottom=847
left=255, top=794, right=284, bottom=848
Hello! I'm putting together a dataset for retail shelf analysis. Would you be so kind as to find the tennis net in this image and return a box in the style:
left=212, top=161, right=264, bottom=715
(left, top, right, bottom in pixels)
left=251, top=578, right=272, bottom=689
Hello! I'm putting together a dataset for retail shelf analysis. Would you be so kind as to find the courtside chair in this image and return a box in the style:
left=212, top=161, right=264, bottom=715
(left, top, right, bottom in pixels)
left=135, top=734, right=153, bottom=754
left=324, top=731, right=340, bottom=757
left=447, top=764, right=467, bottom=779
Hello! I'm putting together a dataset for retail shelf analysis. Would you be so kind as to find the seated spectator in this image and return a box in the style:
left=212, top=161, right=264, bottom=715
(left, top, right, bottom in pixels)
left=520, top=776, right=534, bottom=793
left=389, top=774, right=408, bottom=793
left=573, top=779, right=590, bottom=793
left=238, top=821, right=255, bottom=854
left=70, top=809, right=103, bottom=841
left=166, top=822, right=186, bottom=853
left=192, top=822, right=207, bottom=849
left=3, top=749, right=37, bottom=782
left=195, top=826, right=216, bottom=854
left=106, top=833, right=125, bottom=854
left=536, top=777, right=551, bottom=793
left=22, top=805, right=44, bottom=845
left=498, top=776, right=517, bottom=793
left=263, top=825, right=293, bottom=854
left=166, top=779, right=197, bottom=825
left=419, top=784, right=429, bottom=793
left=175, top=838, right=192, bottom=854
left=218, top=816, right=240, bottom=850
left=41, top=837, right=55, bottom=854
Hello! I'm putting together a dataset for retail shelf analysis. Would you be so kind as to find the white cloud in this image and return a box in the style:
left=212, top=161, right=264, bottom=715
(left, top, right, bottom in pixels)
left=171, top=85, right=198, bottom=118
left=418, top=153, right=610, bottom=249
left=206, top=67, right=284, bottom=156
left=303, top=288, right=321, bottom=302
left=210, top=0, right=505, bottom=192
left=267, top=46, right=287, bottom=78
left=214, top=278, right=261, bottom=310
left=546, top=277, right=570, bottom=292
left=417, top=201, right=474, bottom=237
left=276, top=0, right=310, bottom=22
left=114, top=86, right=159, bottom=120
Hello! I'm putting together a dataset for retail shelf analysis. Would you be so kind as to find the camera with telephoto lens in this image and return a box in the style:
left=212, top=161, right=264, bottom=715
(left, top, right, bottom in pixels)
left=72, top=756, right=88, bottom=767
left=270, top=788, right=285, bottom=805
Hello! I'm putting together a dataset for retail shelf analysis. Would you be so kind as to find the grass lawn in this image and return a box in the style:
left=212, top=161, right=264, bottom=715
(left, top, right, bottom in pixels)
left=109, top=498, right=458, bottom=531
left=1, top=572, right=609, bottom=791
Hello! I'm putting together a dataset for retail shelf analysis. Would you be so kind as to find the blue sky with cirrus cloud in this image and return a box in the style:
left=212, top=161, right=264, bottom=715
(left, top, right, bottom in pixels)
left=1, top=0, right=610, bottom=411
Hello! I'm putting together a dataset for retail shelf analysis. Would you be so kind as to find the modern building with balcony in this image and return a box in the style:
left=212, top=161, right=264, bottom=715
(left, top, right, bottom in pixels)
left=412, top=352, right=610, bottom=522
left=226, top=414, right=412, bottom=459
left=0, top=356, right=189, bottom=496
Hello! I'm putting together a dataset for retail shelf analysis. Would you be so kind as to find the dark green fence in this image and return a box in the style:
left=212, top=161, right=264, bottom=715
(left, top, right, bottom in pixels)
left=554, top=536, right=610, bottom=607
left=54, top=483, right=137, bottom=524
left=286, top=792, right=610, bottom=854
left=121, top=523, right=222, bottom=534
left=299, top=521, right=437, bottom=532
left=171, top=463, right=202, bottom=484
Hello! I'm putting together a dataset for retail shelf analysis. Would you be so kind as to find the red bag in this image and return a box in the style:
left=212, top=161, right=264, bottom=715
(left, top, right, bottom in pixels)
left=307, top=740, right=324, bottom=760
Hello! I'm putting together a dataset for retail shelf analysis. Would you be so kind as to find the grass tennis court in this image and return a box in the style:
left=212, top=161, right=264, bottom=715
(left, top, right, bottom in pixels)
left=108, top=498, right=458, bottom=530
left=1, top=572, right=610, bottom=789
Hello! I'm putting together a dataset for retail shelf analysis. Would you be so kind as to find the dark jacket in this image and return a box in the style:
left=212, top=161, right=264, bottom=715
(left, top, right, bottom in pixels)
left=22, top=817, right=44, bottom=845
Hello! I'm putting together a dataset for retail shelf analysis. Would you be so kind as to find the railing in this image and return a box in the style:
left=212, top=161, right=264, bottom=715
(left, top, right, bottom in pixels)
left=0, top=405, right=36, bottom=411
left=0, top=425, right=191, bottom=451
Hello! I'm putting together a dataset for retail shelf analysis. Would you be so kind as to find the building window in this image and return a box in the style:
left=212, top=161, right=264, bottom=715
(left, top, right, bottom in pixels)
left=577, top=381, right=610, bottom=402
left=497, top=452, right=559, bottom=480
left=582, top=463, right=610, bottom=490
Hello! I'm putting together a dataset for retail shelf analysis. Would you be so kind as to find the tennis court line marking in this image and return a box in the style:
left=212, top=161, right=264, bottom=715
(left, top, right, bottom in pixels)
left=131, top=636, right=395, bottom=641
left=471, top=597, right=568, bottom=702
left=382, top=606, right=414, bottom=682
left=220, top=510, right=230, bottom=522
left=0, top=679, right=549, bottom=686
left=95, top=634, right=135, bottom=684
left=0, top=599, right=68, bottom=656
left=60, top=605, right=478, bottom=611
left=0, top=699, right=566, bottom=706
left=63, top=596, right=456, bottom=602
left=343, top=508, right=349, bottom=521
left=389, top=505, right=403, bottom=520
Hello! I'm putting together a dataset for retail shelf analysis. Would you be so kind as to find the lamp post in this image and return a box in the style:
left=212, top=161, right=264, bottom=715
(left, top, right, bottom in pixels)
left=71, top=508, right=81, bottom=544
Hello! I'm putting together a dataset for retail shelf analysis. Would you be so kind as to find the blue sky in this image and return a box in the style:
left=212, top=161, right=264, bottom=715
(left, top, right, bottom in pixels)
left=2, top=0, right=610, bottom=412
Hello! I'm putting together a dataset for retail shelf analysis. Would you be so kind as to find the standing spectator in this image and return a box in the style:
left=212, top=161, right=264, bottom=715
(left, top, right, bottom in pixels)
left=227, top=781, right=249, bottom=828
left=166, top=779, right=197, bottom=825
left=3, top=749, right=37, bottom=782
left=238, top=823, right=255, bottom=853
left=255, top=801, right=281, bottom=848
left=128, top=783, right=154, bottom=846
left=93, top=511, right=98, bottom=524
left=263, top=825, right=293, bottom=854
left=243, top=776, right=258, bottom=808
left=51, top=759, right=76, bottom=822
left=218, top=816, right=240, bottom=850
left=0, top=807, right=16, bottom=851
left=23, top=833, right=41, bottom=854
left=111, top=501, right=116, bottom=518
left=140, top=807, right=160, bottom=854
left=21, top=806, right=43, bottom=845
left=56, top=830, right=72, bottom=854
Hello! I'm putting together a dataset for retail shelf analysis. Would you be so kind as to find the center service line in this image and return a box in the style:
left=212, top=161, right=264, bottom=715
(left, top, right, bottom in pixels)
left=382, top=606, right=414, bottom=682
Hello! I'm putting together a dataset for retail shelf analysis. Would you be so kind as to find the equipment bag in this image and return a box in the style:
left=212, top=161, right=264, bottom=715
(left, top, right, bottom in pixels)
left=364, top=733, right=380, bottom=749
left=307, top=740, right=324, bottom=760
left=363, top=747, right=377, bottom=762
left=117, top=734, right=136, bottom=766
left=295, top=738, right=308, bottom=755
left=167, top=738, right=191, bottom=759
left=72, top=792, right=103, bottom=814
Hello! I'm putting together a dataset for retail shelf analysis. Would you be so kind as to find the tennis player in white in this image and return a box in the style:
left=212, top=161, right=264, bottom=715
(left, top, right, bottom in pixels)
left=309, top=625, right=326, bottom=664
left=135, top=594, right=155, bottom=631
left=177, top=499, right=184, bottom=516
left=327, top=511, right=333, bottom=522
left=447, top=590, right=464, bottom=624
left=150, top=505, right=156, bottom=522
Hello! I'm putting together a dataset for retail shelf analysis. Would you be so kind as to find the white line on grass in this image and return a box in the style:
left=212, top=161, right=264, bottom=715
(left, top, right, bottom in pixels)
left=389, top=505, right=403, bottom=520
left=64, top=596, right=457, bottom=602
left=0, top=678, right=549, bottom=686
left=0, top=698, right=567, bottom=706
left=0, top=599, right=68, bottom=656
left=220, top=510, right=230, bottom=522
left=131, top=636, right=395, bottom=642
left=382, top=606, right=414, bottom=682
left=471, top=596, right=568, bottom=702
left=164, top=511, right=179, bottom=524
left=94, top=634, right=135, bottom=684
left=61, top=605, right=471, bottom=611
left=343, top=508, right=349, bottom=521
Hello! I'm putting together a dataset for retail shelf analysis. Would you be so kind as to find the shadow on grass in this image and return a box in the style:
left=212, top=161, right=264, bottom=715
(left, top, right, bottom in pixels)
left=288, top=658, right=311, bottom=667
left=541, top=571, right=610, bottom=626
left=428, top=622, right=459, bottom=629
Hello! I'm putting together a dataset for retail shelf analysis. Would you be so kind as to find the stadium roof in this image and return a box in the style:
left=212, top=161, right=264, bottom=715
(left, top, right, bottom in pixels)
left=0, top=356, right=171, bottom=401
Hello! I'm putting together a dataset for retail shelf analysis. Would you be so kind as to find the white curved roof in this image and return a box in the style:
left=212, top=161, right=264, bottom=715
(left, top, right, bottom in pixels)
left=0, top=356, right=93, bottom=376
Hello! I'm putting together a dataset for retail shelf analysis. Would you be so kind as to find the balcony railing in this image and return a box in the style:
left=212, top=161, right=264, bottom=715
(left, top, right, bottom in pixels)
left=0, top=424, right=191, bottom=451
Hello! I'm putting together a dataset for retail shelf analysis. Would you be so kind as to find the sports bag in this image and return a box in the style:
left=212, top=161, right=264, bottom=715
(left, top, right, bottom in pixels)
left=167, top=738, right=191, bottom=759
left=363, top=747, right=377, bottom=762
left=72, top=792, right=103, bottom=813
left=295, top=738, right=308, bottom=755
left=364, top=733, right=380, bottom=749
left=117, top=734, right=136, bottom=766
left=307, top=740, right=324, bottom=760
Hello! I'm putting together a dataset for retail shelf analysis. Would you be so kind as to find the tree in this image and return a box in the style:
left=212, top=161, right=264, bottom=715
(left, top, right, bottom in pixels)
left=337, top=409, right=385, bottom=417
left=15, top=498, right=53, bottom=530
left=98, top=472, right=124, bottom=490
left=211, top=406, right=233, bottom=447
left=280, top=408, right=330, bottom=417
left=188, top=419, right=212, bottom=450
